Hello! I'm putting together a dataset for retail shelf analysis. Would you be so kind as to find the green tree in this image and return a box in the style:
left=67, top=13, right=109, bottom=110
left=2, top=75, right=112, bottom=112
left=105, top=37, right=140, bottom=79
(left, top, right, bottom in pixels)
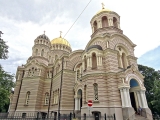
left=138, top=64, right=160, bottom=115
left=0, top=32, right=8, bottom=59
left=0, top=32, right=14, bottom=112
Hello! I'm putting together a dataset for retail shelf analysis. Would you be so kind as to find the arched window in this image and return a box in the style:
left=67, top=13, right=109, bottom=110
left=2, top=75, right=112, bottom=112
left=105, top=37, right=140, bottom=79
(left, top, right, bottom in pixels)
left=93, top=21, right=98, bottom=32
left=49, top=56, right=51, bottom=63
left=35, top=49, right=38, bottom=56
left=45, top=92, right=49, bottom=105
left=102, top=16, right=108, bottom=27
left=41, top=49, right=44, bottom=57
left=93, top=83, right=98, bottom=101
left=84, top=85, right=87, bottom=102
left=77, top=70, right=80, bottom=80
left=84, top=56, right=87, bottom=71
left=113, top=17, right=118, bottom=28
left=25, top=91, right=30, bottom=105
left=92, top=53, right=97, bottom=69
left=55, top=55, right=58, bottom=60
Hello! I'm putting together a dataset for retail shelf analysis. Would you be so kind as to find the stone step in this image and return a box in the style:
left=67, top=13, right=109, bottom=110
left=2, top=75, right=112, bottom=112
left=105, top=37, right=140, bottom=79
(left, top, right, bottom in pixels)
left=135, top=114, right=149, bottom=120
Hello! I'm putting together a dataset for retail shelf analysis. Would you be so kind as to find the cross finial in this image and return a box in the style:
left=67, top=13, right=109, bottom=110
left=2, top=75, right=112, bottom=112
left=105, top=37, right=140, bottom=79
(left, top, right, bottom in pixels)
left=60, top=31, right=62, bottom=37
left=101, top=3, right=105, bottom=9
left=44, top=31, right=45, bottom=35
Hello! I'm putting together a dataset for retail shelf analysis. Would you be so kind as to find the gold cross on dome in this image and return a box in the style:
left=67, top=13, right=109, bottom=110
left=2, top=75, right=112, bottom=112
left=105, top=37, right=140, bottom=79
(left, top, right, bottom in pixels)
left=60, top=31, right=62, bottom=37
left=102, top=3, right=105, bottom=9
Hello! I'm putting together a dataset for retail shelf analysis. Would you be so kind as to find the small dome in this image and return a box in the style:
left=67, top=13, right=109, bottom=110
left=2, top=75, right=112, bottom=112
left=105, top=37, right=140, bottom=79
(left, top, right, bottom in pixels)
left=86, top=45, right=103, bottom=52
left=51, top=37, right=71, bottom=47
left=96, top=8, right=111, bottom=15
left=37, top=34, right=49, bottom=40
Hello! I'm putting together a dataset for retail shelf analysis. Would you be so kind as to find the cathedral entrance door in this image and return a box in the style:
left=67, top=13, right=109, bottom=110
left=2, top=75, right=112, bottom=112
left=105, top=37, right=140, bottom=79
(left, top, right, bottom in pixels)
left=130, top=92, right=137, bottom=112
left=94, top=113, right=99, bottom=120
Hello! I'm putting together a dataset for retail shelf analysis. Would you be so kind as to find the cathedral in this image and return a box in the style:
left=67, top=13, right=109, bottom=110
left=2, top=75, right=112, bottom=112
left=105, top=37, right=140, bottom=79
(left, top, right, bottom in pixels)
left=9, top=5, right=152, bottom=120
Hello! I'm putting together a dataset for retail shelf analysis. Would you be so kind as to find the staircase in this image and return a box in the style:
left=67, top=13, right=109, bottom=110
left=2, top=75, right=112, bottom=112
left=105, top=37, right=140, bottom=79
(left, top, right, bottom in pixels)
left=135, top=114, right=149, bottom=120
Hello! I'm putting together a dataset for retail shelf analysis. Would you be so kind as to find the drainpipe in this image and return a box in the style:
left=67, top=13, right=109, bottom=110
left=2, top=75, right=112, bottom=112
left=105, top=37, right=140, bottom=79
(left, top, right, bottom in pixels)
left=15, top=70, right=25, bottom=111
left=47, top=67, right=54, bottom=118
left=58, top=57, right=64, bottom=119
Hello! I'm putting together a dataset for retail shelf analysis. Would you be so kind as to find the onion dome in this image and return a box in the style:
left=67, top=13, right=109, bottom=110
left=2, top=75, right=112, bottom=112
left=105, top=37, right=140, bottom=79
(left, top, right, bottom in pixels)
left=37, top=34, right=49, bottom=40
left=96, top=8, right=111, bottom=15
left=51, top=36, right=71, bottom=47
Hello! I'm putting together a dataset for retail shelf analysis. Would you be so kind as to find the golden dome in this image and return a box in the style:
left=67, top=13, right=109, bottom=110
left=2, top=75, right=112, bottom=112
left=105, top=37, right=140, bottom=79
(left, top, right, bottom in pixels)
left=96, top=8, right=111, bottom=15
left=51, top=37, right=71, bottom=47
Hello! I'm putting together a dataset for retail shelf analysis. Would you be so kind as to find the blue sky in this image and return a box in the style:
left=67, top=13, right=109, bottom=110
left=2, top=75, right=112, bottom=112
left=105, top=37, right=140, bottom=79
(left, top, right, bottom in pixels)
left=138, top=46, right=160, bottom=70
left=0, top=0, right=160, bottom=74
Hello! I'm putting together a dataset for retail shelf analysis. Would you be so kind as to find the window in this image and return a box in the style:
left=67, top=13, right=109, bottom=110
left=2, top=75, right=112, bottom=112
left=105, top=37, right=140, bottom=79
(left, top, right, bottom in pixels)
left=53, top=90, right=59, bottom=104
left=25, top=91, right=30, bottom=105
left=93, top=21, right=98, bottom=32
left=45, top=93, right=49, bottom=105
left=84, top=56, right=87, bottom=71
left=102, top=16, right=108, bottom=27
left=92, top=53, right=97, bottom=69
left=35, top=49, right=38, bottom=56
left=113, top=17, right=118, bottom=28
left=84, top=85, right=87, bottom=102
left=77, top=70, right=80, bottom=80
left=41, top=49, right=44, bottom=57
left=93, top=83, right=98, bottom=101
left=22, top=113, right=26, bottom=118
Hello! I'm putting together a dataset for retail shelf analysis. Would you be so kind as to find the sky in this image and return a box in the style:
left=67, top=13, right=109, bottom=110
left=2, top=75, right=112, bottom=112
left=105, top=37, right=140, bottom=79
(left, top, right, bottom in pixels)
left=0, top=0, right=160, bottom=75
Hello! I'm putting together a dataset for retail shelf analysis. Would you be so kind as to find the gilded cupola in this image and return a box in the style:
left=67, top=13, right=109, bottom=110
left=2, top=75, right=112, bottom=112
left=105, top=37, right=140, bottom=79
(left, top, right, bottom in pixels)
left=50, top=32, right=72, bottom=53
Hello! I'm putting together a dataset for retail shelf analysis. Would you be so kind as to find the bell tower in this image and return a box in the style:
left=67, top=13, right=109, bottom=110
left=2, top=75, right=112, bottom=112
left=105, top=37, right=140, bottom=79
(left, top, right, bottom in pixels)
left=90, top=3, right=122, bottom=38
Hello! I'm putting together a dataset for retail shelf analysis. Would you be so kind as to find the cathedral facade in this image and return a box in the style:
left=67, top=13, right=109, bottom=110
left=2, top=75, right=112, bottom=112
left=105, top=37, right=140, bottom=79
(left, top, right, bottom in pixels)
left=9, top=7, right=152, bottom=120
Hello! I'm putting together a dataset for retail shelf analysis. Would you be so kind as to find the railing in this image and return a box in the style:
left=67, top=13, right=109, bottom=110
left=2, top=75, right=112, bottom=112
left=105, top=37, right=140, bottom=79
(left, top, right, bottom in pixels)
left=0, top=112, right=116, bottom=120
left=125, top=111, right=135, bottom=120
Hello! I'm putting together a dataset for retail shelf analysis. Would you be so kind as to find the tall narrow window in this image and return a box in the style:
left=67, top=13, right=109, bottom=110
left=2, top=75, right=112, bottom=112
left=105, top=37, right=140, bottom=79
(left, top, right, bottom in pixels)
left=93, top=83, right=98, bottom=101
left=84, top=85, right=87, bottom=102
left=102, top=16, right=108, bottom=27
left=77, top=70, right=80, bottom=80
left=84, top=56, right=87, bottom=71
left=53, top=92, right=55, bottom=104
left=92, top=53, right=97, bottom=69
left=55, top=55, right=58, bottom=60
left=113, top=17, right=118, bottom=28
left=36, top=49, right=38, bottom=56
left=25, top=91, right=30, bottom=105
left=45, top=93, right=49, bottom=105
left=41, top=49, right=44, bottom=57
left=93, top=21, right=97, bottom=32
left=22, top=113, right=26, bottom=118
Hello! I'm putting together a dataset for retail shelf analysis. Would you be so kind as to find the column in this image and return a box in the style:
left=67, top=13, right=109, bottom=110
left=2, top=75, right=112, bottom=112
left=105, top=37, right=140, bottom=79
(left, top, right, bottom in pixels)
left=119, top=55, right=123, bottom=68
left=123, top=88, right=129, bottom=107
left=82, top=59, right=85, bottom=71
left=143, top=92, right=148, bottom=108
left=100, top=56, right=102, bottom=66
left=89, top=56, right=92, bottom=67
left=120, top=89, right=125, bottom=107
left=136, top=91, right=142, bottom=107
left=75, top=97, right=78, bottom=110
left=126, top=88, right=132, bottom=107
left=107, top=41, right=109, bottom=48
left=97, top=56, right=99, bottom=66
left=140, top=91, right=145, bottom=108
left=87, top=57, right=89, bottom=68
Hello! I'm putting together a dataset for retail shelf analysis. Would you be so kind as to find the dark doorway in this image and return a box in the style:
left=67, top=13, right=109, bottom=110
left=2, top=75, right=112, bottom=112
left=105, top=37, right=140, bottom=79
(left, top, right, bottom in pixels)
left=130, top=92, right=137, bottom=112
left=94, top=113, right=99, bottom=120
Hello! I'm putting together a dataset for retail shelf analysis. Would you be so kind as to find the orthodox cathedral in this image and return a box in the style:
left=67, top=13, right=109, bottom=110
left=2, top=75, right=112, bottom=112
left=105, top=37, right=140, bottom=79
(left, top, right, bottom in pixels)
left=9, top=5, right=152, bottom=120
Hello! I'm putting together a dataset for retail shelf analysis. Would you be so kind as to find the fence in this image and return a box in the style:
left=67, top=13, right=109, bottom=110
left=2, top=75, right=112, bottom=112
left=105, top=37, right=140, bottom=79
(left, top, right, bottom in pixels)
left=0, top=112, right=116, bottom=120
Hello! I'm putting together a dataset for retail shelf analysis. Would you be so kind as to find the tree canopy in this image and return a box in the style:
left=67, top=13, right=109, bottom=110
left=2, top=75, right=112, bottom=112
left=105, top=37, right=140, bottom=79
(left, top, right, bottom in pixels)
left=138, top=64, right=160, bottom=116
left=0, top=33, right=14, bottom=112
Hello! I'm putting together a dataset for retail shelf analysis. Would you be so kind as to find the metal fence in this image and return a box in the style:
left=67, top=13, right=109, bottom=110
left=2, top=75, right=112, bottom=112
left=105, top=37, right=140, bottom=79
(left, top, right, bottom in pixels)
left=0, top=112, right=116, bottom=120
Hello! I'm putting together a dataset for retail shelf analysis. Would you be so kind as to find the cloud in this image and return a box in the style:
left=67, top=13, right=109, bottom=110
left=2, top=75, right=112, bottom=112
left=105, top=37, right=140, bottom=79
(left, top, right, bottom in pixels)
left=0, top=0, right=160, bottom=74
